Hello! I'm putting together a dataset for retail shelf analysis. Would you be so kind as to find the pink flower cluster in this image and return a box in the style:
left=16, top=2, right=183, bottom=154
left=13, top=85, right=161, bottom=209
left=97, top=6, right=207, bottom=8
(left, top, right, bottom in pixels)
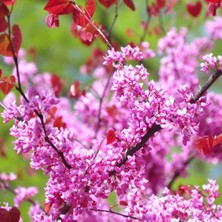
left=1, top=18, right=222, bottom=222
left=200, top=53, right=222, bottom=75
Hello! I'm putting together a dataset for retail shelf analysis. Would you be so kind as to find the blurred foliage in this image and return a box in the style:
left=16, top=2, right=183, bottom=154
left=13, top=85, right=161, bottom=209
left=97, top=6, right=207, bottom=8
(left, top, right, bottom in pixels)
left=0, top=1, right=222, bottom=221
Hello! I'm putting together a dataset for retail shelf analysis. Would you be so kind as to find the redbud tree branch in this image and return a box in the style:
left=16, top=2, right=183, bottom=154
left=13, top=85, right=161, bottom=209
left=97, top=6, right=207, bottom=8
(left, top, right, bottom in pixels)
left=6, top=15, right=72, bottom=170
left=110, top=69, right=222, bottom=179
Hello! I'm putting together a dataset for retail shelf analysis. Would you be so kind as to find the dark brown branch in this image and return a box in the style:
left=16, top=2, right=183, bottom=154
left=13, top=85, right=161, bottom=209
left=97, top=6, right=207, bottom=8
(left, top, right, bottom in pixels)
left=109, top=123, right=161, bottom=176
left=190, top=69, right=222, bottom=104
left=90, top=208, right=139, bottom=220
left=6, top=16, right=72, bottom=170
left=116, top=123, right=162, bottom=167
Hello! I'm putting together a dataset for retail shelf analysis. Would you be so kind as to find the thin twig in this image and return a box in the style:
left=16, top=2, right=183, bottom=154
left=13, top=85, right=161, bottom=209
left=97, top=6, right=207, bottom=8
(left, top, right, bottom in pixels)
left=190, top=69, right=222, bottom=104
left=158, top=11, right=166, bottom=35
left=108, top=1, right=119, bottom=39
left=90, top=208, right=139, bottom=220
left=72, top=2, right=113, bottom=49
left=140, top=0, right=151, bottom=43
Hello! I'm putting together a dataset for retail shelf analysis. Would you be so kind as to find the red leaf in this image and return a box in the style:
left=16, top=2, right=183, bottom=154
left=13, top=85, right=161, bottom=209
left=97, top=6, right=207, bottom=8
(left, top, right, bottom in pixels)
left=98, top=0, right=116, bottom=8
left=123, top=0, right=135, bottom=11
left=50, top=74, right=63, bottom=97
left=45, top=14, right=60, bottom=28
left=12, top=24, right=22, bottom=56
left=0, top=75, right=16, bottom=95
left=73, top=0, right=96, bottom=27
left=193, top=136, right=211, bottom=155
left=85, top=0, right=96, bottom=17
left=69, top=80, right=80, bottom=98
left=119, top=200, right=128, bottom=206
left=0, top=17, right=8, bottom=32
left=44, top=0, right=73, bottom=15
left=186, top=1, right=202, bottom=17
left=212, top=134, right=222, bottom=147
left=206, top=0, right=220, bottom=3
left=147, top=0, right=166, bottom=16
left=106, top=129, right=116, bottom=145
left=53, top=116, right=66, bottom=129
left=0, top=207, right=20, bottom=222
left=193, top=134, right=222, bottom=155
left=2, top=0, right=16, bottom=6
left=44, top=202, right=52, bottom=214
left=0, top=4, right=9, bottom=17
left=0, top=33, right=10, bottom=56
left=0, top=25, right=22, bottom=56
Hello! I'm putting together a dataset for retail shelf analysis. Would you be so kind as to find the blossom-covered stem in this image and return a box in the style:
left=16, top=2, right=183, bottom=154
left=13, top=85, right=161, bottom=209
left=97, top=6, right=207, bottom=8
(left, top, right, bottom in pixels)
left=118, top=123, right=162, bottom=167
left=90, top=208, right=139, bottom=220
left=190, top=69, right=222, bottom=103
left=167, top=155, right=195, bottom=189
left=6, top=16, right=72, bottom=171
left=109, top=123, right=162, bottom=176
left=37, top=112, right=72, bottom=170
left=71, top=2, right=113, bottom=49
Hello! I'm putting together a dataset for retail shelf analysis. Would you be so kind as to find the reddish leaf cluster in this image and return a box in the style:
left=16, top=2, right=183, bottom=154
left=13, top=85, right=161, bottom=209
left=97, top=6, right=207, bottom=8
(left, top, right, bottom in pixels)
left=147, top=0, right=167, bottom=16
left=146, top=0, right=176, bottom=17
left=206, top=0, right=222, bottom=15
left=50, top=74, right=63, bottom=97
left=0, top=2, right=22, bottom=56
left=193, top=134, right=222, bottom=155
left=68, top=80, right=86, bottom=99
left=45, top=106, right=66, bottom=129
left=0, top=70, right=16, bottom=95
left=44, top=0, right=101, bottom=45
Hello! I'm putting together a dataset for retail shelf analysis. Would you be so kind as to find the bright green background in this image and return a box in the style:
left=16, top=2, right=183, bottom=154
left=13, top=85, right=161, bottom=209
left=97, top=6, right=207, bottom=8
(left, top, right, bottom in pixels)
left=1, top=1, right=222, bottom=221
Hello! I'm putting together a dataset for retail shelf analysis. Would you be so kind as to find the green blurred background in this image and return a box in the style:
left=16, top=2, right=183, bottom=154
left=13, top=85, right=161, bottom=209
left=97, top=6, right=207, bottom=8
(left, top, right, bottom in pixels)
left=1, top=0, right=222, bottom=221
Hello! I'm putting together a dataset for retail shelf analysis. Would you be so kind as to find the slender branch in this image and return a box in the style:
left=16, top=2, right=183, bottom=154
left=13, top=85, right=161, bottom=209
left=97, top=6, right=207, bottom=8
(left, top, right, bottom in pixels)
left=109, top=123, right=162, bottom=176
left=167, top=155, right=195, bottom=189
left=72, top=2, right=113, bottom=49
left=158, top=11, right=166, bottom=35
left=90, top=208, right=139, bottom=220
left=190, top=69, right=222, bottom=104
left=140, top=0, right=151, bottom=43
left=108, top=1, right=119, bottom=39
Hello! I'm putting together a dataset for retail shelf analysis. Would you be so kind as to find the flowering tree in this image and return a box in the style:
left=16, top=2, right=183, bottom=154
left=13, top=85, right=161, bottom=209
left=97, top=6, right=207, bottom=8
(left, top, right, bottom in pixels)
left=1, top=0, right=222, bottom=221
